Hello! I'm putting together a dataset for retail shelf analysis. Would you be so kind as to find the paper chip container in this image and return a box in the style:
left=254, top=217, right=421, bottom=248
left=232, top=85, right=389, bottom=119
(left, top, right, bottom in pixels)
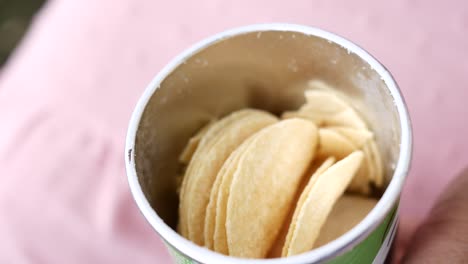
left=125, top=24, right=413, bottom=264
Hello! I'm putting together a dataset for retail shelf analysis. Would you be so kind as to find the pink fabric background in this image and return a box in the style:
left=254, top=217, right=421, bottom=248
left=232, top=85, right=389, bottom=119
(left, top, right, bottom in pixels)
left=1, top=0, right=467, bottom=263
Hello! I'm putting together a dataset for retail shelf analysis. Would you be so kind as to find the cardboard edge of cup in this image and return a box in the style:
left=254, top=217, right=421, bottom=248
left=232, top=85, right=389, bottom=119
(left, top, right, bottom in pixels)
left=125, top=23, right=413, bottom=264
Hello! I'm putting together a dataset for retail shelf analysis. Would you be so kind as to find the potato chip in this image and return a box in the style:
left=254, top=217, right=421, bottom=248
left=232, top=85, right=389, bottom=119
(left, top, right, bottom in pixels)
left=275, top=117, right=375, bottom=206
left=212, top=137, right=255, bottom=254
left=292, top=157, right=337, bottom=226
left=284, top=108, right=367, bottom=129
left=306, top=79, right=337, bottom=93
left=314, top=195, right=378, bottom=248
left=317, top=128, right=356, bottom=159
left=283, top=88, right=372, bottom=192
left=281, top=110, right=324, bottom=126
left=203, top=163, right=223, bottom=250
left=203, top=165, right=225, bottom=250
left=204, top=139, right=251, bottom=251
left=226, top=119, right=318, bottom=258
left=369, top=140, right=384, bottom=187
left=330, top=127, right=374, bottom=194
left=185, top=110, right=278, bottom=245
left=323, top=108, right=367, bottom=129
left=331, top=126, right=383, bottom=191
left=179, top=121, right=215, bottom=164
left=178, top=109, right=264, bottom=238
left=303, top=90, right=348, bottom=114
left=346, top=145, right=373, bottom=194
left=306, top=81, right=368, bottom=129
left=269, top=157, right=335, bottom=259
left=330, top=127, right=373, bottom=148
left=177, top=121, right=216, bottom=196
left=282, top=82, right=368, bottom=130
left=282, top=151, right=364, bottom=257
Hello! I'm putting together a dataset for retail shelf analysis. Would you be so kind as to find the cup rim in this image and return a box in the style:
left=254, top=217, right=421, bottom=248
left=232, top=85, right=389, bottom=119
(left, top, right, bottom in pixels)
left=125, top=23, right=413, bottom=264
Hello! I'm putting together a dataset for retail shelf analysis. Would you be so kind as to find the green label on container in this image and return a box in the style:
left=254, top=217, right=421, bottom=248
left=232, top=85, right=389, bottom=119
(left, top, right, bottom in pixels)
left=327, top=205, right=398, bottom=264
left=167, top=244, right=198, bottom=264
left=166, top=205, right=398, bottom=264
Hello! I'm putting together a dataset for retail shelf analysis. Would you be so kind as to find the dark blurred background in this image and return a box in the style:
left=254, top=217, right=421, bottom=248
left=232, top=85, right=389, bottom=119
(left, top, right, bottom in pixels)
left=0, top=0, right=45, bottom=66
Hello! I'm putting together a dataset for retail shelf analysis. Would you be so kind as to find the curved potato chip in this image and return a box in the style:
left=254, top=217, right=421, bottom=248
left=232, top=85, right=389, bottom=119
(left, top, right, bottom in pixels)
left=212, top=137, right=256, bottom=254
left=226, top=119, right=318, bottom=258
left=286, top=118, right=372, bottom=195
left=303, top=90, right=348, bottom=114
left=287, top=108, right=367, bottom=129
left=331, top=127, right=373, bottom=148
left=185, top=110, right=278, bottom=245
left=282, top=106, right=367, bottom=130
left=306, top=79, right=336, bottom=92
left=204, top=138, right=251, bottom=251
left=317, top=128, right=357, bottom=159
left=323, top=108, right=367, bottom=129
left=283, top=151, right=364, bottom=257
left=281, top=110, right=324, bottom=126
left=279, top=90, right=380, bottom=196
left=307, top=81, right=368, bottom=129
left=283, top=81, right=368, bottom=130
left=203, top=162, right=224, bottom=250
left=369, top=140, right=384, bottom=187
left=273, top=157, right=335, bottom=258
left=346, top=143, right=373, bottom=195
left=314, top=195, right=377, bottom=248
left=179, top=121, right=215, bottom=164
left=333, top=127, right=384, bottom=191
left=177, top=121, right=216, bottom=196
left=178, top=109, right=264, bottom=238
left=204, top=153, right=233, bottom=250
left=331, top=127, right=374, bottom=194
left=332, top=126, right=383, bottom=191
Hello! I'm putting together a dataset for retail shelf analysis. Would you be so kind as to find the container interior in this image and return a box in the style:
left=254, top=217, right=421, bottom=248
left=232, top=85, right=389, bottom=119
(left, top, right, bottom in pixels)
left=133, top=30, right=402, bottom=228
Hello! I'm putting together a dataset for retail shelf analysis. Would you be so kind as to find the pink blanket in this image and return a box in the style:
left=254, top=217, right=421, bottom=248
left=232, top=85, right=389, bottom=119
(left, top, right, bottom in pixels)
left=1, top=0, right=467, bottom=263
